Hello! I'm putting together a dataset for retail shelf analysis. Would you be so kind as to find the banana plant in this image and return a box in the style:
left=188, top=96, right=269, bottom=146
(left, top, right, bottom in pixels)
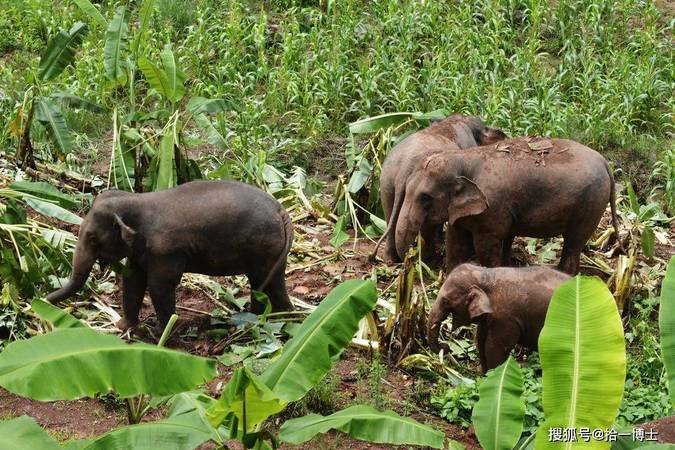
left=205, top=279, right=449, bottom=449
left=8, top=22, right=105, bottom=168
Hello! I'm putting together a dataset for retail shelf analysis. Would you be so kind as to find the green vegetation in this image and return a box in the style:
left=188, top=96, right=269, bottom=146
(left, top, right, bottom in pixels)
left=0, top=0, right=673, bottom=448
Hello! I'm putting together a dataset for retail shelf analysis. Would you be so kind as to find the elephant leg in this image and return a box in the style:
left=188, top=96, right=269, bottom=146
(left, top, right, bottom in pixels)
left=384, top=230, right=401, bottom=263
left=118, top=264, right=147, bottom=331
left=481, top=322, right=520, bottom=372
left=501, top=235, right=515, bottom=266
left=473, top=234, right=503, bottom=268
left=420, top=221, right=443, bottom=269
left=445, top=225, right=474, bottom=272
left=147, top=258, right=183, bottom=331
left=558, top=240, right=582, bottom=275
left=250, top=269, right=293, bottom=314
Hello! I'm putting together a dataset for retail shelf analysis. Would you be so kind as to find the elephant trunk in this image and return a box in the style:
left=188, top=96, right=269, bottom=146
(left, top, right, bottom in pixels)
left=427, top=298, right=452, bottom=352
left=46, top=237, right=96, bottom=303
left=394, top=198, right=422, bottom=260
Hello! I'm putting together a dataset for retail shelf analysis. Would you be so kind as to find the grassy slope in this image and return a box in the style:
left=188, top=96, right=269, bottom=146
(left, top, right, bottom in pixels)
left=0, top=0, right=672, bottom=188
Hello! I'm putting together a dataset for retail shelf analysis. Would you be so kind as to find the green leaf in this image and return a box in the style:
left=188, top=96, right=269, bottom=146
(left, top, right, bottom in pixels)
left=166, top=391, right=229, bottom=444
left=659, top=256, right=675, bottom=407
left=131, top=0, right=156, bottom=54
left=349, top=112, right=414, bottom=134
left=207, top=367, right=286, bottom=432
left=471, top=357, right=525, bottom=450
left=347, top=156, right=372, bottom=193
left=641, top=226, right=655, bottom=259
left=103, top=6, right=129, bottom=84
left=35, top=97, right=72, bottom=155
left=279, top=405, right=445, bottom=448
left=330, top=215, right=349, bottom=249
left=194, top=114, right=227, bottom=150
left=77, top=415, right=213, bottom=450
left=0, top=416, right=61, bottom=450
left=627, top=183, right=640, bottom=215
left=138, top=57, right=170, bottom=101
left=38, top=22, right=88, bottom=81
left=24, top=197, right=82, bottom=225
left=31, top=299, right=86, bottom=329
left=72, top=0, right=107, bottom=28
left=9, top=181, right=77, bottom=209
left=111, top=110, right=135, bottom=192
left=187, top=97, right=232, bottom=115
left=51, top=92, right=106, bottom=113
left=536, top=276, right=626, bottom=450
left=160, top=45, right=185, bottom=103
left=0, top=328, right=217, bottom=400
left=260, top=279, right=377, bottom=403
left=155, top=132, right=177, bottom=191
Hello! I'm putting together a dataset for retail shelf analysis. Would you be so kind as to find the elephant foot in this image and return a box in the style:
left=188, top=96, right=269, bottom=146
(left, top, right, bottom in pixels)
left=115, top=317, right=139, bottom=332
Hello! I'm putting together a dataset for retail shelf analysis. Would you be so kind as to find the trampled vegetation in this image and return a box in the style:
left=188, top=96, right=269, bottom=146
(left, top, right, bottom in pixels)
left=0, top=0, right=673, bottom=448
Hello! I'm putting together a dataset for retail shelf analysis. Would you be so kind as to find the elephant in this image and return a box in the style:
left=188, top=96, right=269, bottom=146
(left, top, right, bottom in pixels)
left=395, top=137, right=621, bottom=275
left=46, top=180, right=294, bottom=331
left=427, top=263, right=570, bottom=371
left=372, top=113, right=506, bottom=266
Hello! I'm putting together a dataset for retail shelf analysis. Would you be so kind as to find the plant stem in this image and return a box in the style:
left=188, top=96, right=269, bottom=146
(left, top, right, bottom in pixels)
left=158, top=314, right=179, bottom=347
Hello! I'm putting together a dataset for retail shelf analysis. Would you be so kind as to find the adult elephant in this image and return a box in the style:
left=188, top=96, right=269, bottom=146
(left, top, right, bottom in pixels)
left=395, top=137, right=621, bottom=274
left=46, top=181, right=294, bottom=331
left=373, top=113, right=506, bottom=266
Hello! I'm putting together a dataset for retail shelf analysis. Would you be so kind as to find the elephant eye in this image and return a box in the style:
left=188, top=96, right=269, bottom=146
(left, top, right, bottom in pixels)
left=420, top=193, right=433, bottom=206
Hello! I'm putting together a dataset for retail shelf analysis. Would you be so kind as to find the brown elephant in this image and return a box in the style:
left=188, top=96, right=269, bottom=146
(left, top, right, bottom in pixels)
left=427, top=263, right=570, bottom=371
left=372, top=113, right=506, bottom=266
left=395, top=137, right=621, bottom=275
left=46, top=181, right=294, bottom=331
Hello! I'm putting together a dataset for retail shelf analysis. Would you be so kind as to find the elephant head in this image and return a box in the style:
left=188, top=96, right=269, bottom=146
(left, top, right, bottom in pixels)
left=426, top=264, right=492, bottom=352
left=46, top=191, right=137, bottom=303
left=394, top=157, right=489, bottom=259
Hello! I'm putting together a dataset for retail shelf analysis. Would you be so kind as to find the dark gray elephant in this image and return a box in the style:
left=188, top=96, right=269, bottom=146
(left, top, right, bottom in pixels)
left=395, top=137, right=621, bottom=274
left=427, top=263, right=570, bottom=371
left=373, top=113, right=506, bottom=266
left=46, top=181, right=294, bottom=331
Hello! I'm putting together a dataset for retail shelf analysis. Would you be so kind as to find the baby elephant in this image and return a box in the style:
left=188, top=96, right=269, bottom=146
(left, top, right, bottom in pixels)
left=427, top=263, right=570, bottom=372
left=46, top=181, right=294, bottom=331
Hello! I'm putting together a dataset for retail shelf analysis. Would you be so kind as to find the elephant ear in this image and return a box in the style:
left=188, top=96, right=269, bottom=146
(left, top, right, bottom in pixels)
left=114, top=214, right=137, bottom=248
left=467, top=286, right=492, bottom=321
left=447, top=176, right=489, bottom=226
left=478, top=127, right=507, bottom=145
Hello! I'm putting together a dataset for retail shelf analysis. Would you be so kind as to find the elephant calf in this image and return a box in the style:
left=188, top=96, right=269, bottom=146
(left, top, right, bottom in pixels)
left=427, top=264, right=570, bottom=372
left=46, top=181, right=294, bottom=331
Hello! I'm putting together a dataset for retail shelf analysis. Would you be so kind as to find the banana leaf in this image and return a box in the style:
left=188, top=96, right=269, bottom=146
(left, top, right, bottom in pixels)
left=260, top=279, right=377, bottom=403
left=24, top=197, right=82, bottom=225
left=38, top=22, right=88, bottom=81
left=0, top=416, right=61, bottom=450
left=73, top=0, right=107, bottom=28
left=154, top=131, right=177, bottom=191
left=51, top=92, right=106, bottom=113
left=35, top=97, right=72, bottom=155
left=279, top=405, right=445, bottom=448
left=159, top=45, right=185, bottom=103
left=659, top=256, right=675, bottom=407
left=471, top=356, right=525, bottom=450
left=206, top=367, right=285, bottom=432
left=9, top=181, right=78, bottom=209
left=536, top=276, right=626, bottom=449
left=103, top=6, right=128, bottom=84
left=31, top=299, right=86, bottom=329
left=0, top=328, right=217, bottom=400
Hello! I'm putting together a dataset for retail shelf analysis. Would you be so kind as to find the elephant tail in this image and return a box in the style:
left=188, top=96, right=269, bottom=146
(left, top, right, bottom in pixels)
left=258, top=206, right=294, bottom=291
left=607, top=163, right=625, bottom=253
left=369, top=186, right=404, bottom=262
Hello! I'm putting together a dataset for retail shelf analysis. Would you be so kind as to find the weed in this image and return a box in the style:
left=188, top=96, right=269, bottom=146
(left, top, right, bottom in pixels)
left=356, top=353, right=390, bottom=410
